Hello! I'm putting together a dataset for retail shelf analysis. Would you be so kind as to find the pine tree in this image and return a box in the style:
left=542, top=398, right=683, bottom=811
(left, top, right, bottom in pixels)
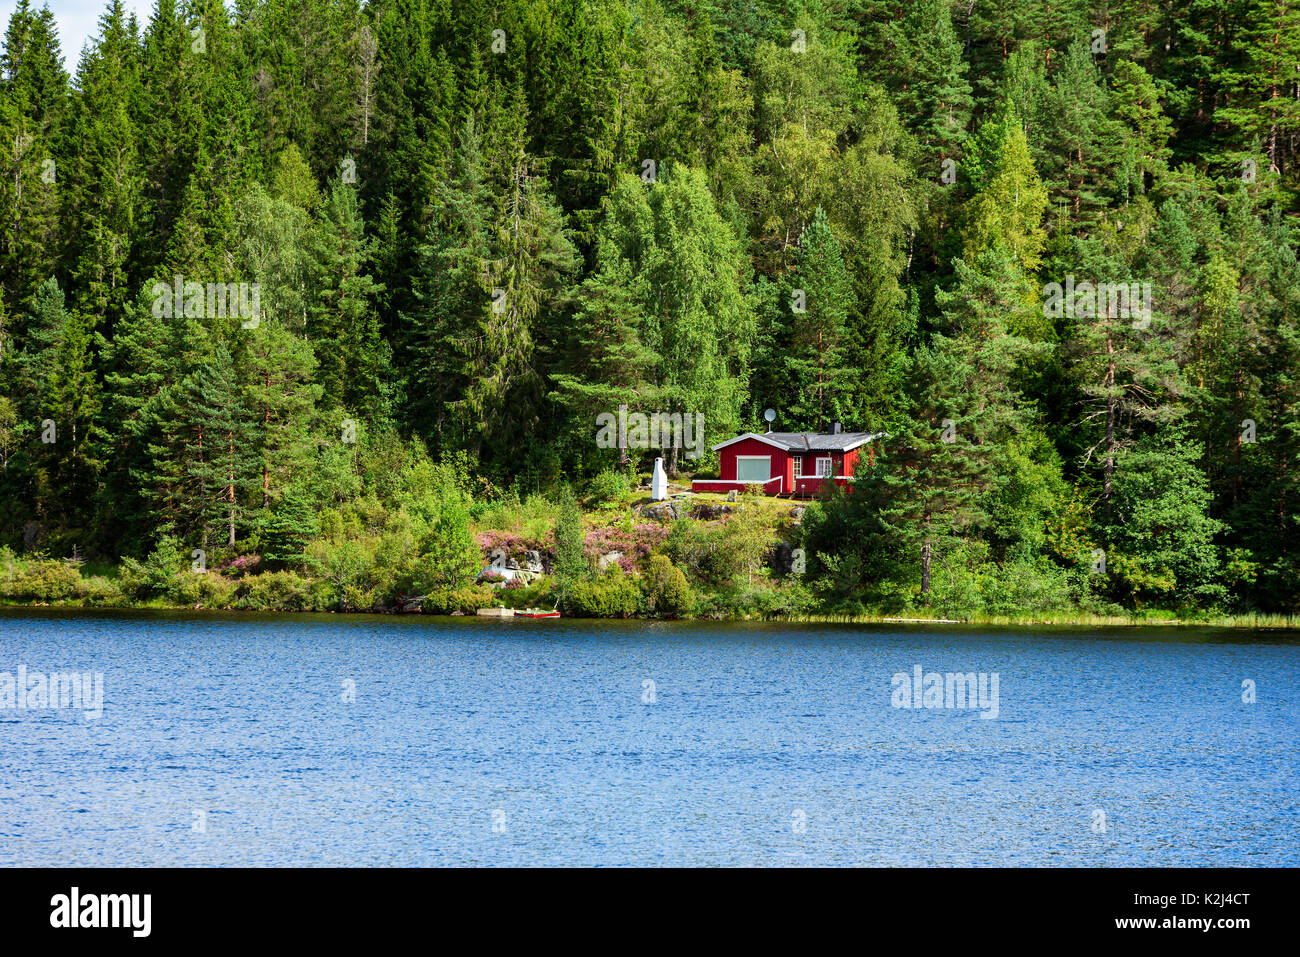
left=63, top=0, right=142, bottom=337
left=888, top=0, right=973, bottom=159
left=456, top=150, right=579, bottom=462
left=182, top=343, right=258, bottom=548
left=402, top=114, right=495, bottom=443
left=242, top=317, right=321, bottom=512
left=548, top=254, right=659, bottom=467
left=1064, top=238, right=1186, bottom=499
left=857, top=337, right=996, bottom=601
left=780, top=207, right=855, bottom=429
left=962, top=116, right=1049, bottom=273
left=0, top=0, right=66, bottom=309
left=308, top=176, right=385, bottom=415
left=17, top=278, right=101, bottom=534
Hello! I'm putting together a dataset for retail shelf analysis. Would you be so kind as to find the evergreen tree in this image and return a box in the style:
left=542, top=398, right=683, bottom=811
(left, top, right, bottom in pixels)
left=962, top=116, right=1049, bottom=274
left=17, top=278, right=100, bottom=536
left=779, top=207, right=855, bottom=429
left=309, top=175, right=385, bottom=415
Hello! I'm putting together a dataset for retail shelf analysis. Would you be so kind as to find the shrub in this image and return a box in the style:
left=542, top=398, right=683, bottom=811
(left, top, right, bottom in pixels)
left=118, top=537, right=188, bottom=601
left=664, top=512, right=773, bottom=585
left=587, top=468, right=631, bottom=506
left=74, top=575, right=127, bottom=607
left=235, top=571, right=327, bottom=611
left=551, top=487, right=589, bottom=606
left=641, top=555, right=692, bottom=616
left=340, top=583, right=381, bottom=612
left=422, top=584, right=498, bottom=614
left=3, top=559, right=82, bottom=601
left=413, top=504, right=481, bottom=591
left=304, top=540, right=374, bottom=609
left=565, top=565, right=641, bottom=618
left=172, top=572, right=238, bottom=608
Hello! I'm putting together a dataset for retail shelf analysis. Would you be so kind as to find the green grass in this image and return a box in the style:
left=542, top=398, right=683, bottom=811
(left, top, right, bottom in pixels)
left=782, top=608, right=1298, bottom=628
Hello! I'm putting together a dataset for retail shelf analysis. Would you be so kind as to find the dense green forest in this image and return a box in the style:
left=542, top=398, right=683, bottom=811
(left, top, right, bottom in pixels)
left=0, top=0, right=1297, bottom=619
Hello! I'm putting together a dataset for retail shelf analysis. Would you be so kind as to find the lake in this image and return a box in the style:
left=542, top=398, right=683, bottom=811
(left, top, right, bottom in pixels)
left=0, top=609, right=1296, bottom=866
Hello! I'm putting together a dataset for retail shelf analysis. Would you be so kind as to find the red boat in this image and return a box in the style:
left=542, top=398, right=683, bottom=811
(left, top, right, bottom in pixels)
left=514, top=608, right=561, bottom=619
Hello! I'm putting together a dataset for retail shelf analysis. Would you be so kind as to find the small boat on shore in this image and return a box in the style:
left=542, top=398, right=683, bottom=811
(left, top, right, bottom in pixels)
left=515, top=608, right=561, bottom=619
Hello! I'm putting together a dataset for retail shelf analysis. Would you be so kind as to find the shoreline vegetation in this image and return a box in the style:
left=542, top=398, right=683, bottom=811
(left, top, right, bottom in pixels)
left=2, top=601, right=1295, bottom=630
left=2, top=477, right=1295, bottom=630
left=2, top=3, right=1298, bottom=630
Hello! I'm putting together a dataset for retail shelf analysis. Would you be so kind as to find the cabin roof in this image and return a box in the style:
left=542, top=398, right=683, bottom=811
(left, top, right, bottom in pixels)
left=711, top=431, right=886, bottom=453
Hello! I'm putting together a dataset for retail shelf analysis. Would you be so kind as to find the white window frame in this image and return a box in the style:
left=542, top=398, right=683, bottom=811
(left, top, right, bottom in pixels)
left=734, top=455, right=772, bottom=483
left=792, top=457, right=803, bottom=478
left=815, top=457, right=832, bottom=478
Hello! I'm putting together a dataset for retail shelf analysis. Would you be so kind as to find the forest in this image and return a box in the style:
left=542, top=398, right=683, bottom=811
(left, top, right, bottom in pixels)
left=0, top=0, right=1297, bottom=620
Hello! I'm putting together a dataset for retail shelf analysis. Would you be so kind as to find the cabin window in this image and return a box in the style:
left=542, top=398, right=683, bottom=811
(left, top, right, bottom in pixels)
left=816, top=457, right=832, bottom=477
left=793, top=457, right=803, bottom=478
left=735, top=456, right=771, bottom=483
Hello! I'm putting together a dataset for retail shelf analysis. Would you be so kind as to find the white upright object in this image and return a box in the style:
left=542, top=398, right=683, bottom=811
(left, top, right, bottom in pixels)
left=651, top=457, right=668, bottom=500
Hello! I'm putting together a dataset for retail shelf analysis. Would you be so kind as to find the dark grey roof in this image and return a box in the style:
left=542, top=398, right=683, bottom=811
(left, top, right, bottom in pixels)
left=766, top=432, right=878, bottom=451
left=712, top=431, right=884, bottom=453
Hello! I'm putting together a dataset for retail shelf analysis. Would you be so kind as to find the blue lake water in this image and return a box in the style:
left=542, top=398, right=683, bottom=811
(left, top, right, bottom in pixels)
left=0, top=609, right=1296, bottom=866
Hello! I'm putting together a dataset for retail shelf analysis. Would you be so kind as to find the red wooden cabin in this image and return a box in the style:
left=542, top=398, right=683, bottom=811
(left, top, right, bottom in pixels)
left=691, top=424, right=884, bottom=498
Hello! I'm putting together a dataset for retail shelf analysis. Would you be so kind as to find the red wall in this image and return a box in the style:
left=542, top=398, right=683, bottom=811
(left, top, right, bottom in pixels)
left=720, top=437, right=788, bottom=481
left=716, top=439, right=867, bottom=494
left=789, top=449, right=858, bottom=478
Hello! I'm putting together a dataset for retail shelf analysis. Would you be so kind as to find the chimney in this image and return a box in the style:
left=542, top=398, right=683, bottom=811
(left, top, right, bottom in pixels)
left=829, top=420, right=841, bottom=435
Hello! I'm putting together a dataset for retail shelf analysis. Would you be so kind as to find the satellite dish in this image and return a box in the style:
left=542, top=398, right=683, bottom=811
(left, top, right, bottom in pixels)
left=763, top=408, right=776, bottom=423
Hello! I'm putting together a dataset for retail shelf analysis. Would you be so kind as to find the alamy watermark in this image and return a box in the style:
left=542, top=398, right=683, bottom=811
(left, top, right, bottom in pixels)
left=50, top=888, right=150, bottom=937
left=595, top=404, right=705, bottom=460
left=891, top=664, right=999, bottom=719
left=1, top=665, right=103, bottom=720
left=151, top=275, right=261, bottom=328
left=1043, top=275, right=1152, bottom=329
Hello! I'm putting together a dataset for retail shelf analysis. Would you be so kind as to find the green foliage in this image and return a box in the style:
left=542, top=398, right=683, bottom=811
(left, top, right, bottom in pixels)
left=1097, top=432, right=1226, bottom=606
left=118, top=537, right=189, bottom=601
left=640, top=554, right=692, bottom=616
left=412, top=503, right=481, bottom=592
left=2, top=0, right=1298, bottom=622
left=585, top=468, right=632, bottom=506
left=551, top=486, right=588, bottom=605
left=421, top=584, right=498, bottom=615
left=235, top=570, right=328, bottom=612
left=566, top=564, right=641, bottom=617
left=1, top=558, right=82, bottom=601
left=664, top=511, right=773, bottom=586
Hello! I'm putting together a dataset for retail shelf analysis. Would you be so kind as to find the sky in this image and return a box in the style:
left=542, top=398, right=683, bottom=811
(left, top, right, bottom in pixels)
left=1, top=0, right=154, bottom=69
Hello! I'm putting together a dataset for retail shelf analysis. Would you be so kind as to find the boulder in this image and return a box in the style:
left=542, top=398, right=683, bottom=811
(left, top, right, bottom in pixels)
left=476, top=565, right=539, bottom=587
left=789, top=505, right=806, bottom=521
left=597, top=551, right=624, bottom=572
left=693, top=501, right=735, bottom=520
left=770, top=540, right=795, bottom=575
left=639, top=501, right=682, bottom=522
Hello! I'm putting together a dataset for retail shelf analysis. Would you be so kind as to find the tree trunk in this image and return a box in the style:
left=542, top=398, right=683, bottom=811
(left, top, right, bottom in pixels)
left=228, top=435, right=236, bottom=547
left=920, top=511, right=932, bottom=599
left=1104, top=330, right=1116, bottom=499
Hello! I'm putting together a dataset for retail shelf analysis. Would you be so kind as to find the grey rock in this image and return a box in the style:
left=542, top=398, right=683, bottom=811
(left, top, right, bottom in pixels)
left=770, top=540, right=795, bottom=575
left=693, top=502, right=735, bottom=520
left=639, top=502, right=682, bottom=522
